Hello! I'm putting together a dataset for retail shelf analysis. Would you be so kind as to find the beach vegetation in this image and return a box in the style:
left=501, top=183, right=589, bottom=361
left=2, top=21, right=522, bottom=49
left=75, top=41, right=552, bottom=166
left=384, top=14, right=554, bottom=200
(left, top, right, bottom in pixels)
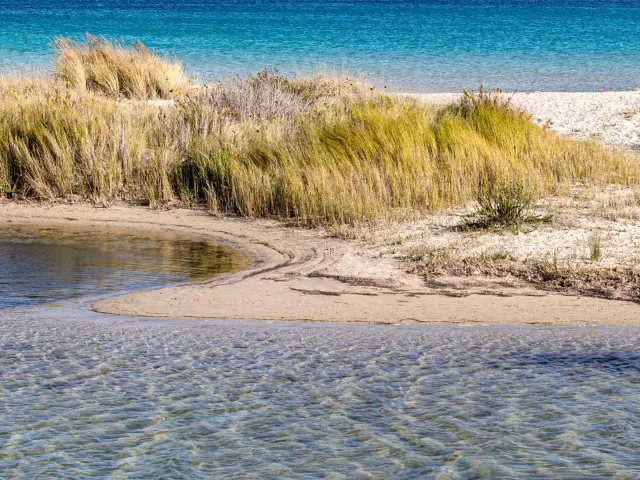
left=589, top=233, right=603, bottom=261
left=464, top=180, right=552, bottom=230
left=1, top=38, right=639, bottom=225
left=52, top=35, right=189, bottom=99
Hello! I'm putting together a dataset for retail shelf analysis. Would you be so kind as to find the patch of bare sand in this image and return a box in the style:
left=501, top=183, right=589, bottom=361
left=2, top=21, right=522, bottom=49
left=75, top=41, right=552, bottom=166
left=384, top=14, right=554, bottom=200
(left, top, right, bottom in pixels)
left=1, top=202, right=638, bottom=325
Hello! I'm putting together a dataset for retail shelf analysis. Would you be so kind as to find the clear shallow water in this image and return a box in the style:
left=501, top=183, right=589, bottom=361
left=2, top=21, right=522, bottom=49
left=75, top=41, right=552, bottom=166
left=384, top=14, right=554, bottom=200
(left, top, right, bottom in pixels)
left=0, top=228, right=639, bottom=477
left=1, top=0, right=640, bottom=92
left=1, top=313, right=639, bottom=478
left=0, top=225, right=249, bottom=308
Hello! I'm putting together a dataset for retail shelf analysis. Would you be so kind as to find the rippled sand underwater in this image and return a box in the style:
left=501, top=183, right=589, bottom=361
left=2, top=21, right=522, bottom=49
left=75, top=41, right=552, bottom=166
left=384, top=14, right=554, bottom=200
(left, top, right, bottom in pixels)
left=1, top=311, right=639, bottom=479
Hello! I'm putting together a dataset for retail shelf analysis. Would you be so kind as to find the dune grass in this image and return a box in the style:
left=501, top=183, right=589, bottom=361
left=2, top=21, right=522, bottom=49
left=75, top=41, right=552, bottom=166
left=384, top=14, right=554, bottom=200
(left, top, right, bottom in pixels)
left=52, top=35, right=189, bottom=99
left=1, top=41, right=638, bottom=224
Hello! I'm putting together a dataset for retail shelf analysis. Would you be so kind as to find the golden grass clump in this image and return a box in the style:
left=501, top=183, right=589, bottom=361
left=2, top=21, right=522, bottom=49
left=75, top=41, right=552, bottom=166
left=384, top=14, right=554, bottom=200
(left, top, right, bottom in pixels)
left=52, top=34, right=189, bottom=99
left=233, top=93, right=637, bottom=223
left=1, top=54, right=638, bottom=224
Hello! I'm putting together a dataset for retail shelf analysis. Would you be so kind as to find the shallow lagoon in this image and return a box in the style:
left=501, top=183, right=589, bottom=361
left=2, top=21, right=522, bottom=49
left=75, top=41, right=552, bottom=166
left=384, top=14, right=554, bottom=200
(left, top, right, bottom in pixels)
left=0, top=225, right=249, bottom=309
left=0, top=229, right=639, bottom=478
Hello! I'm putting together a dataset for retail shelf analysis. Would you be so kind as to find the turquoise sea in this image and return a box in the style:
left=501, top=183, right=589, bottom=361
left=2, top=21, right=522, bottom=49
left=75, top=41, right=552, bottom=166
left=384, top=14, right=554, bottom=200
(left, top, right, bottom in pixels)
left=1, top=0, right=639, bottom=92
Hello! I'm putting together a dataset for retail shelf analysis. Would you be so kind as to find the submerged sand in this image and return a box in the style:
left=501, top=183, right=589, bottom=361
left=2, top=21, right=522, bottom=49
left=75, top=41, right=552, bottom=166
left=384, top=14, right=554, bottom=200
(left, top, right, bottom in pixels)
left=2, top=91, right=640, bottom=325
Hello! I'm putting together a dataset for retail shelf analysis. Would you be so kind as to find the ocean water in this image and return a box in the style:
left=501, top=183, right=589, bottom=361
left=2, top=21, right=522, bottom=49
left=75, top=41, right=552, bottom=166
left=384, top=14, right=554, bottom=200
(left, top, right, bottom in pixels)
left=0, top=228, right=639, bottom=477
left=1, top=0, right=639, bottom=92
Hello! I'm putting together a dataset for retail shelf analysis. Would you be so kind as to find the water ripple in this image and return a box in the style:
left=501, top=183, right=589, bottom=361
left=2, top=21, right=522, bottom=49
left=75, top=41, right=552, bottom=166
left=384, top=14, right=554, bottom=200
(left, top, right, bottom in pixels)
left=1, top=314, right=639, bottom=478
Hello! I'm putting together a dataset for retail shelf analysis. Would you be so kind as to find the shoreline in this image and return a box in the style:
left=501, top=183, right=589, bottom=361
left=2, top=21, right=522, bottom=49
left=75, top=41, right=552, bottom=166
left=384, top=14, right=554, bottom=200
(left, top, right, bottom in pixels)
left=1, top=90, right=640, bottom=326
left=1, top=202, right=639, bottom=326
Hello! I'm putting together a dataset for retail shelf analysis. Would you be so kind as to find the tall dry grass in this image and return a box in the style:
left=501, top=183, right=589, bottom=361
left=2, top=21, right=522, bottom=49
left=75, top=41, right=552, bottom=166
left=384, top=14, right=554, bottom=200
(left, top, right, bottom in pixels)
left=216, top=92, right=636, bottom=222
left=195, top=69, right=365, bottom=122
left=52, top=35, right=189, bottom=99
left=1, top=44, right=638, bottom=224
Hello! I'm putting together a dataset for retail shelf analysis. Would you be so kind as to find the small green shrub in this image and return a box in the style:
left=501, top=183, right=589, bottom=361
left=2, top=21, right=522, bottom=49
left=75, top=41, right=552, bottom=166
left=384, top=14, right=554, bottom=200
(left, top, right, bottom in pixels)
left=467, top=181, right=551, bottom=229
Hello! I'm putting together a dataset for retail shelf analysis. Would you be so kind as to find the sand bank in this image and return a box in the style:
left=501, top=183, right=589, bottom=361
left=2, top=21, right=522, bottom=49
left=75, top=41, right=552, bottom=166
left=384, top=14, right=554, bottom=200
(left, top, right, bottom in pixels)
left=1, top=202, right=638, bottom=325
left=2, top=91, right=640, bottom=325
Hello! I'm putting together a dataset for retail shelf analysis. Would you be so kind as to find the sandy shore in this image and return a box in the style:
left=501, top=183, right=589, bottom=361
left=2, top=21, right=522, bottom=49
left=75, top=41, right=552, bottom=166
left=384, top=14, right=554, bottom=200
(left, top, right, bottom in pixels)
left=2, top=91, right=640, bottom=325
left=1, top=201, right=639, bottom=325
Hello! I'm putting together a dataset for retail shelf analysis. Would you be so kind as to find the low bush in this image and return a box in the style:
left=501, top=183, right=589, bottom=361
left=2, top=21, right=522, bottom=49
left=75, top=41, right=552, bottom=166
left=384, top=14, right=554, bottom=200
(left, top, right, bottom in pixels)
left=465, top=180, right=552, bottom=229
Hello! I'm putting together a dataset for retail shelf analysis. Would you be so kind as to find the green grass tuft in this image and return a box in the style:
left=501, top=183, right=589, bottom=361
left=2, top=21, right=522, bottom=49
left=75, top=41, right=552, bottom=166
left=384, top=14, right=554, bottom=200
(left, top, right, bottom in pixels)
left=589, top=233, right=603, bottom=261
